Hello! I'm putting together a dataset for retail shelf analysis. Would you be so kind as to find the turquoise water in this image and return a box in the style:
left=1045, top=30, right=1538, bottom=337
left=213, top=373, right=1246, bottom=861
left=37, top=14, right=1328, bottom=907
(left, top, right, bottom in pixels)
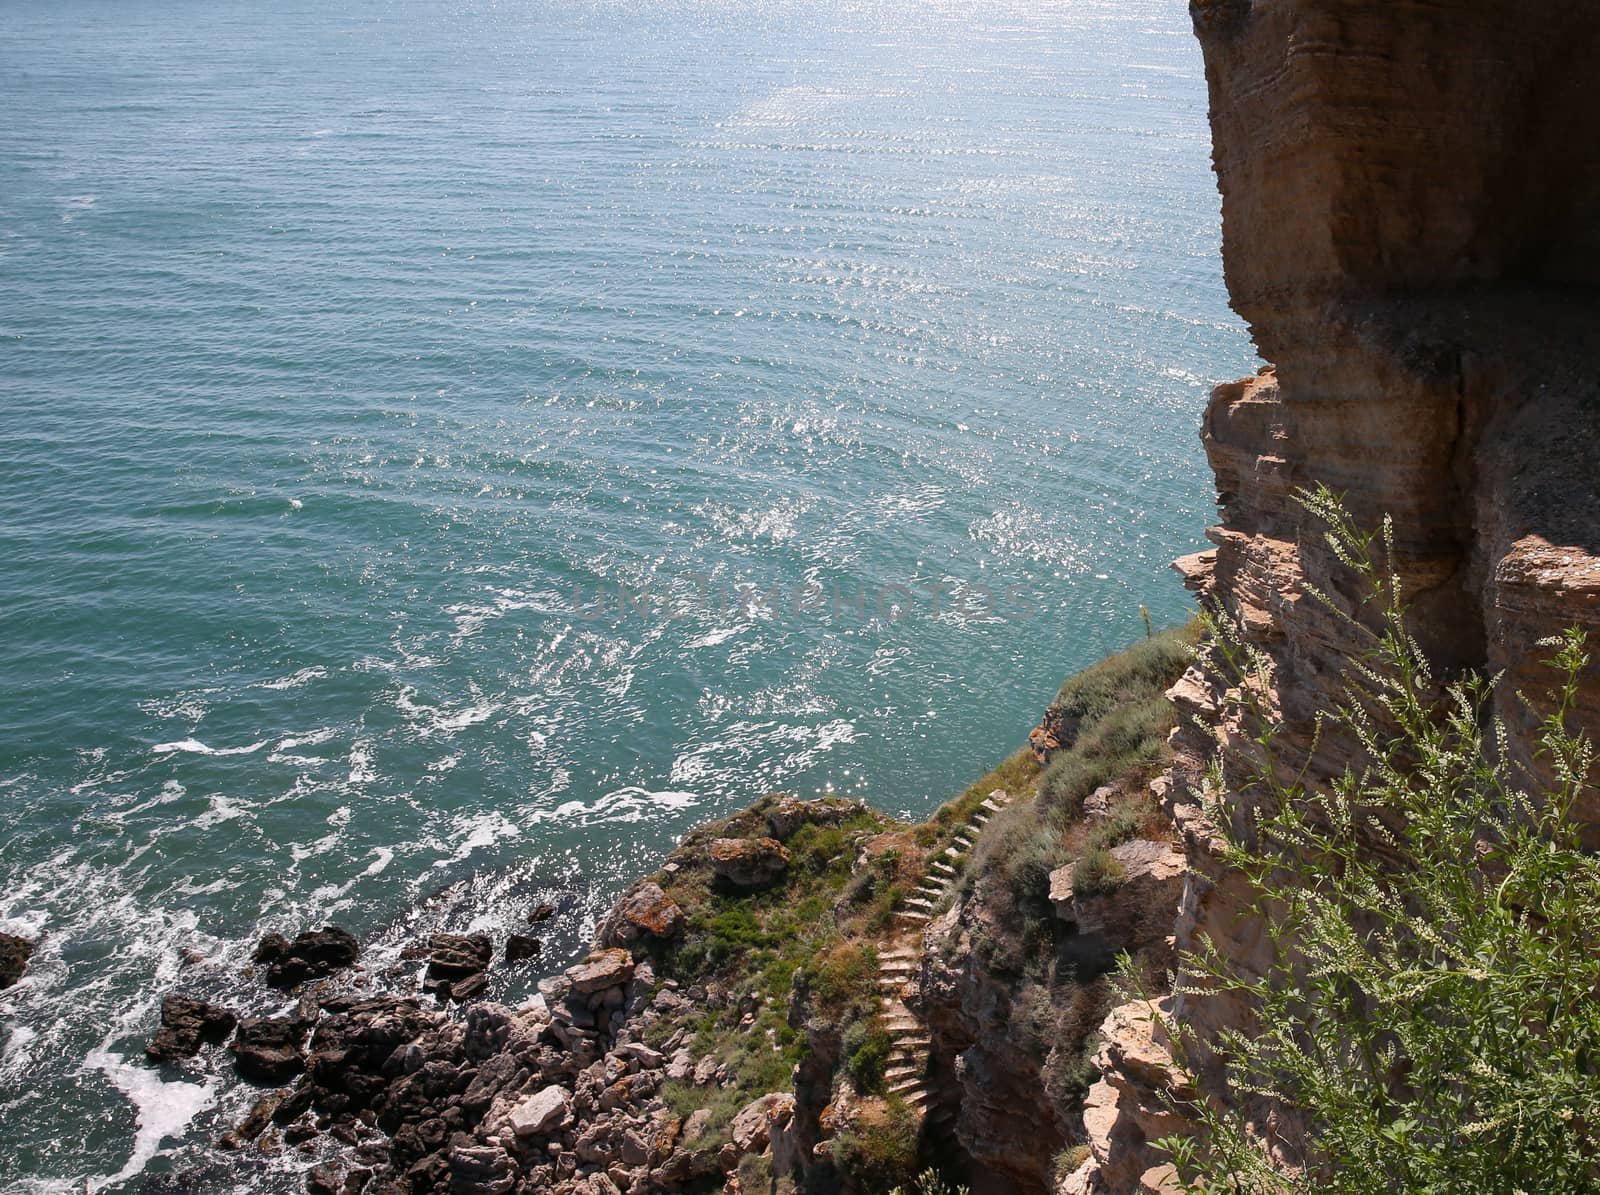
left=0, top=0, right=1251, bottom=1188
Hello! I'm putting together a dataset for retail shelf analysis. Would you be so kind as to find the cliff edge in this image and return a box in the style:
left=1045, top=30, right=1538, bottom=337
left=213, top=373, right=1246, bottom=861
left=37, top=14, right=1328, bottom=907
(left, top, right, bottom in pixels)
left=1074, top=2, right=1600, bottom=1190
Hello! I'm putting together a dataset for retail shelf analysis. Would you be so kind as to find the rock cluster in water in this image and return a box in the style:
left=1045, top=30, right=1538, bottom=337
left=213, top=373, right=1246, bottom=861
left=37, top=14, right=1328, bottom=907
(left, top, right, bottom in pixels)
left=0, top=933, right=35, bottom=990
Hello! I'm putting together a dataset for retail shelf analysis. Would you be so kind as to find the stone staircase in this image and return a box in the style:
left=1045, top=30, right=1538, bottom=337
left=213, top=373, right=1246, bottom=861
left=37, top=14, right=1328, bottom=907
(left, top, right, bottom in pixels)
left=873, top=790, right=1011, bottom=1121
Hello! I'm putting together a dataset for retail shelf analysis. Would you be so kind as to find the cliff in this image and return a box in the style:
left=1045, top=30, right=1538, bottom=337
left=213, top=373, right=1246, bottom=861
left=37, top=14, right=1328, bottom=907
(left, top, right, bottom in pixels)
left=1072, top=1, right=1600, bottom=1190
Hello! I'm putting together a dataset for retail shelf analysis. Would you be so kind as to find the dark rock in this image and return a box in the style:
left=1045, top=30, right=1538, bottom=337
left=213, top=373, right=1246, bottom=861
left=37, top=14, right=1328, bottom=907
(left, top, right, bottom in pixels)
left=504, top=934, right=542, bottom=962
left=253, top=927, right=361, bottom=989
left=447, top=971, right=488, bottom=1002
left=448, top=1144, right=515, bottom=1195
left=306, top=1162, right=343, bottom=1195
left=236, top=1091, right=286, bottom=1142
left=231, top=1016, right=310, bottom=1083
left=422, top=933, right=492, bottom=1000
left=528, top=903, right=556, bottom=924
left=0, top=933, right=35, bottom=989
left=146, top=995, right=238, bottom=1062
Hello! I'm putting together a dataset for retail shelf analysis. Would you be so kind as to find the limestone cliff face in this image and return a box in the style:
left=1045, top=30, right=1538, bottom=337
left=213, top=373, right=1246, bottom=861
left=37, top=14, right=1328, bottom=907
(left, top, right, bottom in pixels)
left=1077, top=2, right=1600, bottom=1190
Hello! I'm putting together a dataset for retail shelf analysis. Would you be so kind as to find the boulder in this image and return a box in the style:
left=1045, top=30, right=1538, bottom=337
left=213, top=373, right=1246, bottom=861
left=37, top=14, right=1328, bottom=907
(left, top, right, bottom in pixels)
left=708, top=837, right=790, bottom=889
left=1052, top=839, right=1185, bottom=945
left=305, top=1161, right=343, bottom=1195
left=230, top=1015, right=309, bottom=1082
left=564, top=949, right=635, bottom=995
left=510, top=1085, right=571, bottom=1137
left=504, top=934, right=542, bottom=962
left=0, top=933, right=34, bottom=989
left=763, top=796, right=864, bottom=841
left=423, top=933, right=492, bottom=1001
left=596, top=882, right=684, bottom=948
left=1082, top=785, right=1119, bottom=820
left=253, top=927, right=360, bottom=989
left=446, top=1144, right=515, bottom=1195
left=145, top=995, right=238, bottom=1062
left=730, top=1093, right=794, bottom=1156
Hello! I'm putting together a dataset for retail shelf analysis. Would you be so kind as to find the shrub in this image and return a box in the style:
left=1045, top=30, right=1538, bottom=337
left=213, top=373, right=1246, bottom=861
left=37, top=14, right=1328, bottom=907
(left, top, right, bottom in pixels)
left=661, top=1080, right=746, bottom=1147
left=1070, top=846, right=1124, bottom=897
left=888, top=1169, right=971, bottom=1195
left=1003, top=821, right=1071, bottom=918
left=844, top=1019, right=893, bottom=1094
left=831, top=1097, right=921, bottom=1190
left=1160, top=488, right=1600, bottom=1194
left=807, top=942, right=878, bottom=1017
left=1050, top=625, right=1197, bottom=725
left=738, top=1151, right=774, bottom=1193
left=1081, top=795, right=1148, bottom=853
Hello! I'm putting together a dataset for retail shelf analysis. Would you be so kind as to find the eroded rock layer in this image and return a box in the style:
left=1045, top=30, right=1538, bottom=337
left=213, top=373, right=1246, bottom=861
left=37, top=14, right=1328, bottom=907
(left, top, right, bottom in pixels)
left=1080, top=1, right=1600, bottom=1189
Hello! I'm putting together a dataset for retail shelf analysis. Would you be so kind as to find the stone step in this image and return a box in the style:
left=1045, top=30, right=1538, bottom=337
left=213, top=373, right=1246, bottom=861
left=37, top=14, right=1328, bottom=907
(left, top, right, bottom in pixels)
left=915, top=883, right=943, bottom=897
left=880, top=959, right=916, bottom=972
left=928, top=861, right=955, bottom=874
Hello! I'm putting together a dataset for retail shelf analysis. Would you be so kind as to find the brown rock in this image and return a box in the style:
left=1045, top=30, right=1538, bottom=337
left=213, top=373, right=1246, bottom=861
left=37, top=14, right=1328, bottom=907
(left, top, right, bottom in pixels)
left=145, top=995, right=238, bottom=1062
left=504, top=934, right=542, bottom=962
left=763, top=795, right=865, bottom=841
left=230, top=1016, right=309, bottom=1083
left=708, top=837, right=789, bottom=889
left=422, top=933, right=492, bottom=1000
left=565, top=948, right=635, bottom=995
left=595, top=881, right=684, bottom=948
left=0, top=933, right=34, bottom=989
left=253, top=927, right=360, bottom=989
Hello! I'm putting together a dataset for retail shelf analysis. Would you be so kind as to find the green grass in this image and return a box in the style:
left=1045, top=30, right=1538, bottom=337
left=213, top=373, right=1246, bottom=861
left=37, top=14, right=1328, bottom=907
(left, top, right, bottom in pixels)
left=1069, top=846, right=1125, bottom=897
left=1036, top=621, right=1196, bottom=821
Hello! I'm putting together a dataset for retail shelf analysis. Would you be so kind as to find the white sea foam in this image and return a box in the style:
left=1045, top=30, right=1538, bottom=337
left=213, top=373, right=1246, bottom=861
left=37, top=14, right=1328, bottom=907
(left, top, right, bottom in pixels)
left=151, top=738, right=269, bottom=757
left=533, top=786, right=698, bottom=828
left=348, top=741, right=377, bottom=784
left=444, top=811, right=521, bottom=863
left=83, top=1047, right=216, bottom=1193
left=259, top=666, right=327, bottom=690
left=191, top=794, right=249, bottom=830
left=686, top=625, right=743, bottom=649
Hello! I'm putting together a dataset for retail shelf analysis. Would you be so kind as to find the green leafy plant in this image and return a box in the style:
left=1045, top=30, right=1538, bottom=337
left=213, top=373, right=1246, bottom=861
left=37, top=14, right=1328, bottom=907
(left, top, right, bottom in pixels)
left=845, top=1019, right=894, bottom=1094
left=1159, top=487, right=1600, bottom=1193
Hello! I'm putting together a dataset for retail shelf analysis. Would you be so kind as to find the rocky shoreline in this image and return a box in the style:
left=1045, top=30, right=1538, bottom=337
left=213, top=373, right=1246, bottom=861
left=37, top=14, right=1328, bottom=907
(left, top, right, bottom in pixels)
left=123, top=626, right=1201, bottom=1195
left=139, top=795, right=893, bottom=1195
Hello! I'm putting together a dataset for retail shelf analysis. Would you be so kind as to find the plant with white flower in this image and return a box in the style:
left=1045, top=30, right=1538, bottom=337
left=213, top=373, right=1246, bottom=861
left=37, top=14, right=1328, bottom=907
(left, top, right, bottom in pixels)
left=1154, top=487, right=1600, bottom=1194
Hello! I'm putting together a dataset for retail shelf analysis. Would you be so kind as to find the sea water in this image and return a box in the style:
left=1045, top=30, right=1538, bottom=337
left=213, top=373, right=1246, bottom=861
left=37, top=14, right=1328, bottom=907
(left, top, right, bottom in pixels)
left=0, top=0, right=1254, bottom=1188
